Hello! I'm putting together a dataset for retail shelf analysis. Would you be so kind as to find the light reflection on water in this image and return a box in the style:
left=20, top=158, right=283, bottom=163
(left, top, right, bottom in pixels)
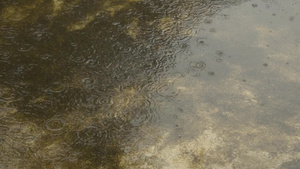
left=1, top=0, right=300, bottom=168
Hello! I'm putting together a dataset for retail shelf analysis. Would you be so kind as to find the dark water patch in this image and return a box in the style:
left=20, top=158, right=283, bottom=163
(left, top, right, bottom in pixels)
left=0, top=0, right=253, bottom=168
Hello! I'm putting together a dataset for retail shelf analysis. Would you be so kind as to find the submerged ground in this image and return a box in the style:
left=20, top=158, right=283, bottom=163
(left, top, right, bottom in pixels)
left=1, top=0, right=300, bottom=168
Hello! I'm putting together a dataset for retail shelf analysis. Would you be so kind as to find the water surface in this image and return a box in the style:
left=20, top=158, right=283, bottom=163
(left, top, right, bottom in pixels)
left=1, top=0, right=300, bottom=168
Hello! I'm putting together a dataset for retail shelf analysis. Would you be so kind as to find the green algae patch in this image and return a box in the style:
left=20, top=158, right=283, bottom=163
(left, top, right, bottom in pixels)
left=127, top=18, right=139, bottom=39
left=0, top=0, right=44, bottom=25
left=52, top=0, right=65, bottom=17
left=67, top=14, right=96, bottom=31
left=67, top=0, right=143, bottom=31
left=112, top=87, right=145, bottom=111
left=104, top=0, right=142, bottom=16
left=1, top=6, right=28, bottom=22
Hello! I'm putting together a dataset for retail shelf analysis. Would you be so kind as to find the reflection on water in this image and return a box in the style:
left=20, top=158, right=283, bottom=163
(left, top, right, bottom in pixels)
left=1, top=0, right=300, bottom=168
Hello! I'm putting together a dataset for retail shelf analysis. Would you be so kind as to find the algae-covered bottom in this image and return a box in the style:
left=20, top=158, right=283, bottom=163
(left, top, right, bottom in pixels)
left=1, top=0, right=300, bottom=168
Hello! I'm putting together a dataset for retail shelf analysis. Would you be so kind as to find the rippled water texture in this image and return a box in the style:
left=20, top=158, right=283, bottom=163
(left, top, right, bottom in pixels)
left=1, top=0, right=300, bottom=168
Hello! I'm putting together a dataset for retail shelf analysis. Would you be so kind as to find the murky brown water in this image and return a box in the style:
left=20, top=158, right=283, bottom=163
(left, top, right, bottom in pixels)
left=1, top=0, right=300, bottom=168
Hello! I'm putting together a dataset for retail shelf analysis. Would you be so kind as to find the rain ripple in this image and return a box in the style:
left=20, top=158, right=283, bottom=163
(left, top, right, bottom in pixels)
left=75, top=125, right=109, bottom=146
left=100, top=87, right=159, bottom=127
left=190, top=61, right=206, bottom=69
left=46, top=82, right=66, bottom=93
left=17, top=44, right=33, bottom=52
left=5, top=121, right=42, bottom=146
left=45, top=118, right=66, bottom=133
left=82, top=77, right=97, bottom=90
left=0, top=87, right=21, bottom=103
left=35, top=142, right=78, bottom=163
left=0, top=50, right=11, bottom=63
left=187, top=61, right=206, bottom=77
left=156, top=83, right=180, bottom=98
left=69, top=54, right=86, bottom=64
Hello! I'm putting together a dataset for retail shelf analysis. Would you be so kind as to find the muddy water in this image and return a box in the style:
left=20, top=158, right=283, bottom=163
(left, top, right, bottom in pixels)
left=1, top=0, right=300, bottom=168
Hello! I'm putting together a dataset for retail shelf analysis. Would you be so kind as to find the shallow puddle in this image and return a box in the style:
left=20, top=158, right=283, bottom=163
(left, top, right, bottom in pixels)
left=1, top=0, right=300, bottom=168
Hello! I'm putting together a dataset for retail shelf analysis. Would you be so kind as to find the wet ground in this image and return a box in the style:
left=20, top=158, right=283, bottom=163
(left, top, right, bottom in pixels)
left=1, top=0, right=300, bottom=168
